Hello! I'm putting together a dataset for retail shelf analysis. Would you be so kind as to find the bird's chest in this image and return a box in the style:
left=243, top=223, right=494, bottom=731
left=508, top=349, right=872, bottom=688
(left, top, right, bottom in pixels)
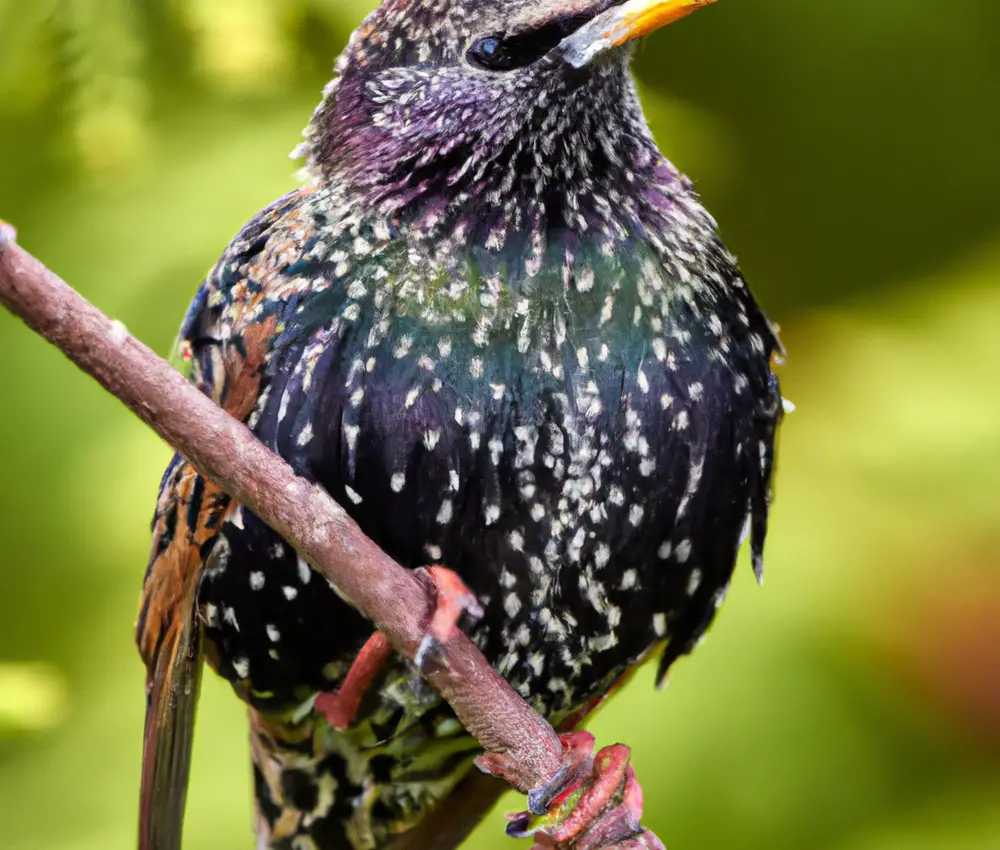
left=202, top=234, right=760, bottom=721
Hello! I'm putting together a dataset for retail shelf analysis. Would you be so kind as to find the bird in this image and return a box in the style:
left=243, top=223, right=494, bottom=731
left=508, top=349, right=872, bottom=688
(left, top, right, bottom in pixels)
left=134, top=1, right=784, bottom=848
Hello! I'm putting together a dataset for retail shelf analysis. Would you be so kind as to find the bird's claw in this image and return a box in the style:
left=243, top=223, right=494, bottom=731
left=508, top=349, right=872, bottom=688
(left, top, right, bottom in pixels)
left=413, top=565, right=483, bottom=671
left=480, top=731, right=664, bottom=850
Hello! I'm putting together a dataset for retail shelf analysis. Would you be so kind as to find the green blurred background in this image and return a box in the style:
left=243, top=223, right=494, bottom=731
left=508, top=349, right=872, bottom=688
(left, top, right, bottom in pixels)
left=1, top=1, right=998, bottom=848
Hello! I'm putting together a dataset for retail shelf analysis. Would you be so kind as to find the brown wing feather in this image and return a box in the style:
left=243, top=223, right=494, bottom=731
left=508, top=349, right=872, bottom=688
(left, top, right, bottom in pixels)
left=136, top=466, right=231, bottom=850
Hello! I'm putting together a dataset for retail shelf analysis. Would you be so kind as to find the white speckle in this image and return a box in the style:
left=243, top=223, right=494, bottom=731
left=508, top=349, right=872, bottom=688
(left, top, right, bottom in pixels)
left=504, top=593, right=522, bottom=617
left=637, top=368, right=650, bottom=394
left=296, top=422, right=314, bottom=447
left=391, top=472, right=406, bottom=492
left=344, top=485, right=363, bottom=505
left=687, top=568, right=703, bottom=595
left=676, top=539, right=693, bottom=563
left=529, top=652, right=546, bottom=676
left=424, top=429, right=441, bottom=450
left=782, top=398, right=797, bottom=414
left=484, top=504, right=501, bottom=525
left=230, top=507, right=245, bottom=530
left=232, top=657, right=250, bottom=679
left=297, top=555, right=312, bottom=585
left=491, top=382, right=506, bottom=400
left=608, top=486, right=625, bottom=506
left=393, top=336, right=413, bottom=359
left=594, top=543, right=611, bottom=568
left=203, top=603, right=218, bottom=626
left=249, top=571, right=265, bottom=591
left=657, top=541, right=672, bottom=560
left=425, top=544, right=443, bottom=560
left=449, top=470, right=460, bottom=491
left=438, top=337, right=453, bottom=358
left=621, top=569, right=637, bottom=590
left=470, top=358, right=484, bottom=378
left=531, top=503, right=546, bottom=522
left=436, top=500, right=453, bottom=524
left=266, top=625, right=281, bottom=642
left=653, top=613, right=667, bottom=637
left=223, top=606, right=239, bottom=631
left=660, top=393, right=673, bottom=410
left=405, top=387, right=421, bottom=408
left=588, top=633, right=618, bottom=652
left=282, top=586, right=299, bottom=600
left=629, top=504, right=645, bottom=526
left=674, top=410, right=690, bottom=430
left=509, top=531, right=524, bottom=551
left=689, top=382, right=704, bottom=401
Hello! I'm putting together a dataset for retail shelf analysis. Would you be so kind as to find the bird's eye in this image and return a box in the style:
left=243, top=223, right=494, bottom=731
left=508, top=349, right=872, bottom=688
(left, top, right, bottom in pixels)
left=477, top=37, right=501, bottom=58
left=467, top=14, right=592, bottom=72
left=468, top=34, right=517, bottom=71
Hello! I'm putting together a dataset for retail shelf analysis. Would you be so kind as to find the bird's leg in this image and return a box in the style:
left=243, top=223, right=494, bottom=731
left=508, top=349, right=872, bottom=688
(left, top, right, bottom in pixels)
left=413, top=565, right=484, bottom=670
left=316, top=565, right=482, bottom=730
left=479, top=731, right=663, bottom=850
left=314, top=631, right=393, bottom=731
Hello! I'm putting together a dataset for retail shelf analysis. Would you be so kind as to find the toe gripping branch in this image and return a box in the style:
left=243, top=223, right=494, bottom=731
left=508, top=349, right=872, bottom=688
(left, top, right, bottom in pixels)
left=477, top=731, right=665, bottom=850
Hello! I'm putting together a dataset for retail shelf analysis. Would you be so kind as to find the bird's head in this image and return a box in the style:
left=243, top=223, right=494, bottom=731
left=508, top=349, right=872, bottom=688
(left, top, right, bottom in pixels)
left=301, top=0, right=717, bottom=238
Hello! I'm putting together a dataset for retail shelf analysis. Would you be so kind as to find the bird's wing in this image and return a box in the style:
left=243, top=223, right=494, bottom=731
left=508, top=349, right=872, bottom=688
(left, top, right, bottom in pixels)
left=135, top=189, right=314, bottom=849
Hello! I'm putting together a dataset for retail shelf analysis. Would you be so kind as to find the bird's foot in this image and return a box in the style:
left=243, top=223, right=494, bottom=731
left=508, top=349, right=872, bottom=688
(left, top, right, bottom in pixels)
left=413, top=565, right=484, bottom=670
left=478, top=731, right=664, bottom=850
left=315, top=631, right=392, bottom=731
left=315, top=566, right=480, bottom=729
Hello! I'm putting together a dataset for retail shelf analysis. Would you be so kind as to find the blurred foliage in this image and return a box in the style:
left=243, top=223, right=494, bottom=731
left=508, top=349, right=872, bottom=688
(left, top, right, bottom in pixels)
left=0, top=2, right=998, bottom=849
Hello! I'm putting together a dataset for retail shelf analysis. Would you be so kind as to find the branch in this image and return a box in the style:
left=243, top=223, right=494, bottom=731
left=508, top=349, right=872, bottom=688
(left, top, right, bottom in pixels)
left=0, top=221, right=661, bottom=850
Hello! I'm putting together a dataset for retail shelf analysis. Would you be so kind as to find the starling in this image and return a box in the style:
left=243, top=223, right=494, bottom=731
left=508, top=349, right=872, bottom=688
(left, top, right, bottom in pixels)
left=135, top=0, right=784, bottom=848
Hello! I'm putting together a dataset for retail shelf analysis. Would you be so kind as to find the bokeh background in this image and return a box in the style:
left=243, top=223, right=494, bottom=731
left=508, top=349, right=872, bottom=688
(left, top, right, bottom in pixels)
left=1, top=1, right=998, bottom=848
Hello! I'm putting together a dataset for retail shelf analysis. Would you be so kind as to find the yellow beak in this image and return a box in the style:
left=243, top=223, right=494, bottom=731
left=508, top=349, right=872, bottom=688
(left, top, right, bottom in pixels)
left=559, top=0, right=719, bottom=68
left=605, top=0, right=719, bottom=46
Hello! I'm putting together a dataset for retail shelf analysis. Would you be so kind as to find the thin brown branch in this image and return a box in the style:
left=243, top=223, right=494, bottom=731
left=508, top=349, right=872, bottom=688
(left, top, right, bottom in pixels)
left=0, top=220, right=563, bottom=792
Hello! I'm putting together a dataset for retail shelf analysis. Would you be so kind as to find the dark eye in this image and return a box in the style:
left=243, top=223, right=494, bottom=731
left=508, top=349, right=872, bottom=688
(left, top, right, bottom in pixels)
left=468, top=34, right=517, bottom=71
left=467, top=14, right=592, bottom=72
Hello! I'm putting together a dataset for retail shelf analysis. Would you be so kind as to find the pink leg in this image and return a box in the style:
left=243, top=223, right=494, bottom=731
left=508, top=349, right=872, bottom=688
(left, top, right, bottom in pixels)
left=314, top=631, right=392, bottom=730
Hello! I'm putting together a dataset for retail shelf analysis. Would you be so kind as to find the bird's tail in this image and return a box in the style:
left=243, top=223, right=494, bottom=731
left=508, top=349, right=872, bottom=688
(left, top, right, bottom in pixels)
left=136, top=456, right=229, bottom=850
